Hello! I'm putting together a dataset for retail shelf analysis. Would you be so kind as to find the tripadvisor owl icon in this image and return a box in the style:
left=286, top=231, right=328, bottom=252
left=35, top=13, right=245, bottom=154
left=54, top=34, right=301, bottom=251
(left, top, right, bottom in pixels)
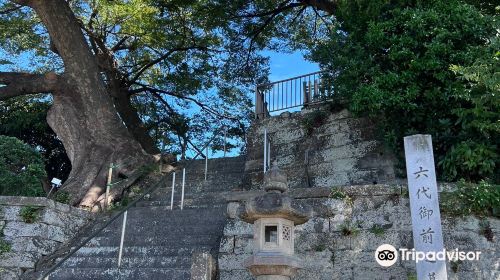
left=375, top=244, right=398, bottom=267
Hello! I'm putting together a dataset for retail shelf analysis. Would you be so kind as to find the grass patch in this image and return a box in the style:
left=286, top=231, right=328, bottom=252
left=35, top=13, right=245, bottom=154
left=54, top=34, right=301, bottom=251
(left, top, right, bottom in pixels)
left=339, top=221, right=360, bottom=236
left=20, top=206, right=41, bottom=223
left=369, top=224, right=386, bottom=236
left=0, top=238, right=10, bottom=255
left=0, top=223, right=11, bottom=255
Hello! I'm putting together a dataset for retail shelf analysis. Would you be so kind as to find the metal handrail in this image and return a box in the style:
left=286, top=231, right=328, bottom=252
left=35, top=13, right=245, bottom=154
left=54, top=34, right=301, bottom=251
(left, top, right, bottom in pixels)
left=255, top=70, right=333, bottom=119
left=38, top=127, right=226, bottom=280
left=257, top=70, right=325, bottom=88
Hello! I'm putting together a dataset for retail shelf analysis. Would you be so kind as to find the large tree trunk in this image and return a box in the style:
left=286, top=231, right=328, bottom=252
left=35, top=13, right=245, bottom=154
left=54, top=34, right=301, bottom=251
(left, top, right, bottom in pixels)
left=18, top=0, right=152, bottom=208
left=112, top=87, right=161, bottom=155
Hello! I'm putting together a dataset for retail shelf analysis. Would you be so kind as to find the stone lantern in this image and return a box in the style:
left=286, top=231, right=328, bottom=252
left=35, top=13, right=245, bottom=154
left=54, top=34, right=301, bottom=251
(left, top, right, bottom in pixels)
left=238, top=162, right=311, bottom=280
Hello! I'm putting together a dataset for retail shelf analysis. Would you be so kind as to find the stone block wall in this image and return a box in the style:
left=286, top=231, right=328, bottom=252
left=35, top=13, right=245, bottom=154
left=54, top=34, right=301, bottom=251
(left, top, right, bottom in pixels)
left=0, top=196, right=92, bottom=279
left=219, top=185, right=499, bottom=280
left=244, top=109, right=396, bottom=190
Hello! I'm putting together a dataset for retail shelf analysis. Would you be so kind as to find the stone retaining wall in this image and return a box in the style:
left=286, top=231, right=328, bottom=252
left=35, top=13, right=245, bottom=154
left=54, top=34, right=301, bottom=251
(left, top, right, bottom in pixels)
left=244, top=109, right=396, bottom=190
left=219, top=185, right=499, bottom=280
left=0, top=196, right=92, bottom=279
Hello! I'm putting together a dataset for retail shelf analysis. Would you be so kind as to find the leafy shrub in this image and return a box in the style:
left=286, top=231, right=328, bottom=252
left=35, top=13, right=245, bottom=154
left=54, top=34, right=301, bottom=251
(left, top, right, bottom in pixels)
left=439, top=141, right=497, bottom=182
left=440, top=180, right=500, bottom=217
left=329, top=189, right=353, bottom=205
left=53, top=191, right=71, bottom=204
left=20, top=206, right=41, bottom=223
left=0, top=136, right=46, bottom=196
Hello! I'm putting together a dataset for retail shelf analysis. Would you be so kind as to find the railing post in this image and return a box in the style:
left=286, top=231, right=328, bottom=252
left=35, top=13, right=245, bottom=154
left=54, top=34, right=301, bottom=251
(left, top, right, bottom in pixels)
left=255, top=87, right=261, bottom=119
left=268, top=141, right=271, bottom=169
left=180, top=168, right=186, bottom=210
left=105, top=163, right=113, bottom=210
left=314, top=80, right=319, bottom=101
left=264, top=129, right=267, bottom=173
left=170, top=172, right=176, bottom=210
left=302, top=81, right=309, bottom=106
left=117, top=210, right=128, bottom=268
left=223, top=129, right=227, bottom=157
left=205, top=146, right=208, bottom=181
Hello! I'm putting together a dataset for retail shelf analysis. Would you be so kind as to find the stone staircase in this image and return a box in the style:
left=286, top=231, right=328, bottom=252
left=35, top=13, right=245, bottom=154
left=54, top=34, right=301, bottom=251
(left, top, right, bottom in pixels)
left=47, top=156, right=246, bottom=280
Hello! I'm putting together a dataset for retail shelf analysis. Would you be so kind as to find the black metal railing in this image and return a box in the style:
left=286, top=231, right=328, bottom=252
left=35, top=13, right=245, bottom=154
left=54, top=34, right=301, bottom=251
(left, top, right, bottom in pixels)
left=255, top=70, right=333, bottom=119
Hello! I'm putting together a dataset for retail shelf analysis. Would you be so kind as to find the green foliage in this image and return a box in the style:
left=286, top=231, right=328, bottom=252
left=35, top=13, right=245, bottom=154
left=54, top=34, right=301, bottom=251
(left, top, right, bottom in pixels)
left=53, top=191, right=71, bottom=204
left=439, top=141, right=497, bottom=181
left=0, top=136, right=46, bottom=197
left=301, top=110, right=329, bottom=135
left=407, top=273, right=417, bottom=280
left=369, top=224, right=386, bottom=236
left=0, top=238, right=10, bottom=255
left=440, top=180, right=500, bottom=217
left=310, top=0, right=499, bottom=182
left=329, top=188, right=353, bottom=205
left=20, top=206, right=41, bottom=223
left=0, top=222, right=10, bottom=255
left=0, top=96, right=71, bottom=181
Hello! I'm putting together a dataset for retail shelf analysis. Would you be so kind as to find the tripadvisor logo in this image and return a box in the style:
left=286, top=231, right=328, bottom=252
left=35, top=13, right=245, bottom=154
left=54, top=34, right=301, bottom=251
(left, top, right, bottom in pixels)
left=375, top=244, right=398, bottom=267
left=375, top=244, right=482, bottom=267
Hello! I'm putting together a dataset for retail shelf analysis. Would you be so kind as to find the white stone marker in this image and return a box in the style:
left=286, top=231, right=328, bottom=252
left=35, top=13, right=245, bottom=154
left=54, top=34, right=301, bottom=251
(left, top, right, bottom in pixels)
left=404, top=134, right=447, bottom=280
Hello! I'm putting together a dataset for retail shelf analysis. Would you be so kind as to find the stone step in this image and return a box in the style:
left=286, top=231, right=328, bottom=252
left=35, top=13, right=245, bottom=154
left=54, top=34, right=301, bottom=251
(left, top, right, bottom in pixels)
left=61, top=255, right=192, bottom=269
left=48, top=267, right=190, bottom=280
left=135, top=200, right=226, bottom=208
left=135, top=197, right=228, bottom=208
left=99, top=221, right=225, bottom=237
left=122, top=205, right=226, bottom=219
left=72, top=246, right=212, bottom=258
left=85, top=234, right=221, bottom=247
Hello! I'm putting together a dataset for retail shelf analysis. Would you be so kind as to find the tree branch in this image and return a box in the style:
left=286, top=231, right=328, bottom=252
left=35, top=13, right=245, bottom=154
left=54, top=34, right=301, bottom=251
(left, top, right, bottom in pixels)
left=244, top=1, right=302, bottom=66
left=128, top=45, right=209, bottom=84
left=0, top=72, right=61, bottom=100
left=235, top=1, right=302, bottom=18
left=299, top=0, right=337, bottom=15
left=8, top=0, right=30, bottom=7
left=0, top=4, right=22, bottom=14
left=111, top=36, right=130, bottom=52
left=131, top=83, right=243, bottom=124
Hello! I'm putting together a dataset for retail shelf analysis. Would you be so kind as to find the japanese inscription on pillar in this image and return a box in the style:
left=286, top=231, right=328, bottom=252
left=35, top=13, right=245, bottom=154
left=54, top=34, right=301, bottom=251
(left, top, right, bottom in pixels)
left=404, top=134, right=447, bottom=280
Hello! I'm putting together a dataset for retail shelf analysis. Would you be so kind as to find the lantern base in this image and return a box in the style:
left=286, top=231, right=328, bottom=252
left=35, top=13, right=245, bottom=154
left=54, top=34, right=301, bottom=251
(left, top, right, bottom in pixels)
left=244, top=252, right=302, bottom=278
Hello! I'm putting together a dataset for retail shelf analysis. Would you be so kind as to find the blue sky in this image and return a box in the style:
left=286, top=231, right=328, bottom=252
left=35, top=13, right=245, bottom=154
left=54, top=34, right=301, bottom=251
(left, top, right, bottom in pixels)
left=264, top=50, right=319, bottom=82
